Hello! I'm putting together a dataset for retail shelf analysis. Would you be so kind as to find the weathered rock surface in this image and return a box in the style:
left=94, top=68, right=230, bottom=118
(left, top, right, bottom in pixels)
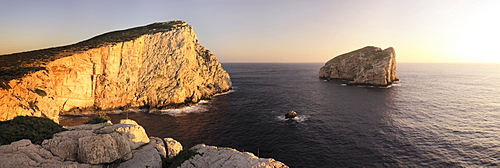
left=165, top=137, right=183, bottom=158
left=1, top=119, right=289, bottom=167
left=77, top=133, right=132, bottom=164
left=319, top=46, right=398, bottom=86
left=0, top=139, right=95, bottom=168
left=118, top=137, right=166, bottom=168
left=0, top=20, right=232, bottom=122
left=93, top=121, right=150, bottom=150
left=180, top=144, right=288, bottom=168
left=119, top=118, right=138, bottom=125
left=42, top=119, right=149, bottom=164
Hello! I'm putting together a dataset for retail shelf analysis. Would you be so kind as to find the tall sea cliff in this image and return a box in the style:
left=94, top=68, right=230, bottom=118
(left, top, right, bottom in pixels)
left=0, top=21, right=232, bottom=122
left=319, top=46, right=398, bottom=86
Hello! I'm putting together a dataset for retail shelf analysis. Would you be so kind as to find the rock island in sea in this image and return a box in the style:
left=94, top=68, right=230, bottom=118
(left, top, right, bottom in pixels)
left=0, top=20, right=232, bottom=122
left=319, top=46, right=398, bottom=86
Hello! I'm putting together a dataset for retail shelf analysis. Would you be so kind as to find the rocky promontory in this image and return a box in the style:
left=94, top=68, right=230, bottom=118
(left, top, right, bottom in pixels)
left=0, top=20, right=232, bottom=122
left=0, top=119, right=288, bottom=168
left=319, top=46, right=398, bottom=86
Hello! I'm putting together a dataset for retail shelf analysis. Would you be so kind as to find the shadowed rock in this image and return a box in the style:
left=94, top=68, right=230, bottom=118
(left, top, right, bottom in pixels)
left=285, top=111, right=298, bottom=120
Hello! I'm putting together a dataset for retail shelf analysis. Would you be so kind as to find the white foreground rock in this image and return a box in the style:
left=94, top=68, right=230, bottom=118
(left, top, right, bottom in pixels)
left=1, top=119, right=289, bottom=167
left=119, top=119, right=139, bottom=125
left=0, top=139, right=96, bottom=168
left=94, top=122, right=150, bottom=150
left=118, top=137, right=166, bottom=168
left=42, top=120, right=148, bottom=164
left=180, top=144, right=288, bottom=168
left=77, top=133, right=132, bottom=164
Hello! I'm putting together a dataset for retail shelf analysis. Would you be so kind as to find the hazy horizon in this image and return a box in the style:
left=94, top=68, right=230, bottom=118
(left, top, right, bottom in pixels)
left=1, top=0, right=499, bottom=63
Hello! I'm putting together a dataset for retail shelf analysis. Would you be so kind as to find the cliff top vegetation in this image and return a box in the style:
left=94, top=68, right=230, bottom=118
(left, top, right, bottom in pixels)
left=0, top=20, right=187, bottom=84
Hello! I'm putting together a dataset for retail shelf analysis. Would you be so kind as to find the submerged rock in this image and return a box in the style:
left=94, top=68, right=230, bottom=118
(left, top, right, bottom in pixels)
left=285, top=111, right=298, bottom=119
left=319, top=46, right=398, bottom=86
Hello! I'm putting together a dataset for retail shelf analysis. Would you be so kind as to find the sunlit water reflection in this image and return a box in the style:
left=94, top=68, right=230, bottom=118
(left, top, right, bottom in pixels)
left=60, top=63, right=500, bottom=167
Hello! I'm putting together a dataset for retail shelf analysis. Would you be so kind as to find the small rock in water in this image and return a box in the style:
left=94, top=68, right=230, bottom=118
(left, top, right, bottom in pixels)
left=285, top=111, right=298, bottom=120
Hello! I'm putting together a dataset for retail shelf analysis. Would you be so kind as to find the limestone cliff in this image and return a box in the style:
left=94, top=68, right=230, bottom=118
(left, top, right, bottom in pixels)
left=319, top=46, right=398, bottom=86
left=0, top=20, right=232, bottom=122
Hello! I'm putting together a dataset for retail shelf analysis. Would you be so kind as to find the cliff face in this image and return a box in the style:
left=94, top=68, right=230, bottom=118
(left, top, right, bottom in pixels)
left=0, top=21, right=232, bottom=122
left=319, top=46, right=398, bottom=86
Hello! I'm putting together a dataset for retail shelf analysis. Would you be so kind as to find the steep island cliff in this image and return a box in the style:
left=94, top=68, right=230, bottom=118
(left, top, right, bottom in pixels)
left=319, top=46, right=398, bottom=86
left=0, top=20, right=232, bottom=122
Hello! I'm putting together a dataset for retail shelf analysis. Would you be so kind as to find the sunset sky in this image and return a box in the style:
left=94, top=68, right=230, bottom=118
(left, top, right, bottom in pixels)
left=1, top=0, right=499, bottom=63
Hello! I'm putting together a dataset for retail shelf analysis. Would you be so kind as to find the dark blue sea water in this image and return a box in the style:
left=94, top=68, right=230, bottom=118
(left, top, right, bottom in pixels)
left=60, top=63, right=500, bottom=167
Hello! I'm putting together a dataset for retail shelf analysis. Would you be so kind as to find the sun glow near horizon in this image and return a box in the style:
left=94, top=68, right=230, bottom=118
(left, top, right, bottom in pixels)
left=1, top=0, right=499, bottom=63
left=434, top=1, right=500, bottom=63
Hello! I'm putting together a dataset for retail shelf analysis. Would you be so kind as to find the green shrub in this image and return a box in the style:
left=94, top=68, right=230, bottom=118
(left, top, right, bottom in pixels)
left=0, top=116, right=66, bottom=145
left=163, top=149, right=200, bottom=168
left=84, top=112, right=111, bottom=124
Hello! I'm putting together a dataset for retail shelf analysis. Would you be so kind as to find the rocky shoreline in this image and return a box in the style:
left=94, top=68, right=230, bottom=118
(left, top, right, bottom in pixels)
left=0, top=119, right=288, bottom=168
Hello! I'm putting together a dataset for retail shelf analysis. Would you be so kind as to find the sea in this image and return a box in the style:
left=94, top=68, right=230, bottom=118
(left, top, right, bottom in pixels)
left=60, top=63, right=500, bottom=167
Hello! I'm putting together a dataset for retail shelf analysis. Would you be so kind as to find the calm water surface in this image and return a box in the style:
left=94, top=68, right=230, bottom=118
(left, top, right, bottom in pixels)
left=60, top=63, right=500, bottom=167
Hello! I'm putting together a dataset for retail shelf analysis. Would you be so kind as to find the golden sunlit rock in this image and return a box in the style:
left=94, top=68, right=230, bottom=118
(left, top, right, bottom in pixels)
left=0, top=21, right=232, bottom=122
left=319, top=46, right=398, bottom=86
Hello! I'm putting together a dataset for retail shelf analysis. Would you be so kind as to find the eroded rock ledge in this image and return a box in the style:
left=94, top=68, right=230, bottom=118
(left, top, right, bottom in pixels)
left=319, top=46, right=398, bottom=86
left=0, top=119, right=288, bottom=168
left=0, top=20, right=232, bottom=122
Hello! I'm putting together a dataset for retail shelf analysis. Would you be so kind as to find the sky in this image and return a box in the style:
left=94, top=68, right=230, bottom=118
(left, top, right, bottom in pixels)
left=1, top=0, right=499, bottom=63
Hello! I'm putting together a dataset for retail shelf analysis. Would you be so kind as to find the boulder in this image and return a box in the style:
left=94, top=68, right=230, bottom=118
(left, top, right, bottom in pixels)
left=119, top=119, right=138, bottom=125
left=94, top=123, right=150, bottom=149
left=285, top=111, right=297, bottom=119
left=42, top=136, right=78, bottom=161
left=43, top=121, right=144, bottom=164
left=165, top=137, right=183, bottom=158
left=0, top=139, right=95, bottom=168
left=77, top=133, right=132, bottom=164
left=118, top=137, right=166, bottom=168
left=179, top=144, right=288, bottom=168
left=42, top=130, right=96, bottom=161
left=319, top=46, right=398, bottom=86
